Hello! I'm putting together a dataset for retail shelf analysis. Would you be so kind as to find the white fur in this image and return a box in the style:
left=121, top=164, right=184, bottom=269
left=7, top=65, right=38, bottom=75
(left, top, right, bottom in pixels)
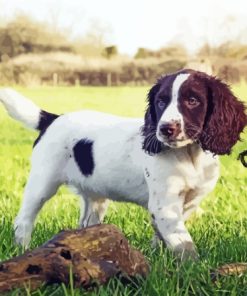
left=0, top=90, right=219, bottom=259
left=161, top=73, right=190, bottom=122
left=0, top=88, right=40, bottom=129
left=157, top=74, right=191, bottom=146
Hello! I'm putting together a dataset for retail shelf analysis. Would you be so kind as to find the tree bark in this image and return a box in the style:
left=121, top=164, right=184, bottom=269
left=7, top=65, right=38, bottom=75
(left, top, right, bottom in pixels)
left=0, top=224, right=149, bottom=292
left=211, top=262, right=247, bottom=280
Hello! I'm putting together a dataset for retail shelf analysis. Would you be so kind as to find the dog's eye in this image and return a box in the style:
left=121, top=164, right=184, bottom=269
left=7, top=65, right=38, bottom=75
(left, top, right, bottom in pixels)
left=157, top=100, right=166, bottom=109
left=186, top=97, right=200, bottom=107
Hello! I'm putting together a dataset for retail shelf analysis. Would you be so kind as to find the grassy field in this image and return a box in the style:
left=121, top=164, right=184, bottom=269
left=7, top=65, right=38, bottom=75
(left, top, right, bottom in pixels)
left=0, top=84, right=246, bottom=295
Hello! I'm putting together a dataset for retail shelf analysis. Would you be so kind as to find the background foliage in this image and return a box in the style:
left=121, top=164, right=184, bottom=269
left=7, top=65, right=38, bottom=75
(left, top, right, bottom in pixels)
left=0, top=15, right=247, bottom=86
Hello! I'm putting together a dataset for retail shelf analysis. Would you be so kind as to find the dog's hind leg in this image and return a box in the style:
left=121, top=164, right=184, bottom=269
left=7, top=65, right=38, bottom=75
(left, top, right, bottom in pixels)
left=79, top=197, right=109, bottom=228
left=95, top=198, right=110, bottom=223
left=14, top=168, right=61, bottom=247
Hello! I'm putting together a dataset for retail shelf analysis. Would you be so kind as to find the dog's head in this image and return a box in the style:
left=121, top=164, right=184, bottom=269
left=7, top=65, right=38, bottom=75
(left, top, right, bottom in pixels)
left=142, top=69, right=247, bottom=155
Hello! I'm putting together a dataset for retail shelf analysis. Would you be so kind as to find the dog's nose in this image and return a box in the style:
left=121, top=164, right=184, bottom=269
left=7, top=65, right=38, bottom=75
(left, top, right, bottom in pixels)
left=159, top=121, right=181, bottom=138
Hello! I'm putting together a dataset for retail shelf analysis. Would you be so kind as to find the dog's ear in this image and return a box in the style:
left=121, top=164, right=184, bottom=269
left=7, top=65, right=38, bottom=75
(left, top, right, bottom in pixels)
left=199, top=76, right=247, bottom=155
left=146, top=82, right=161, bottom=125
left=142, top=82, right=162, bottom=154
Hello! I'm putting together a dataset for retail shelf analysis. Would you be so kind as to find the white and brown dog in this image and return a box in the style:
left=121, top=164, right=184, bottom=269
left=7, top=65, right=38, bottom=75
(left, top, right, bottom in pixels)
left=0, top=69, right=246, bottom=259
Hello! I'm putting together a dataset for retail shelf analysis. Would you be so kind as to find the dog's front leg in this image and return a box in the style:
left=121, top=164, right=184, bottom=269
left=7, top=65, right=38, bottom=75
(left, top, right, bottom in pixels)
left=147, top=175, right=198, bottom=261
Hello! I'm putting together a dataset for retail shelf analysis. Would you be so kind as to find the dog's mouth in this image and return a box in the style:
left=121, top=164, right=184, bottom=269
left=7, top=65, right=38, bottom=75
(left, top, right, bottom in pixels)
left=165, top=138, right=194, bottom=148
left=156, top=131, right=193, bottom=148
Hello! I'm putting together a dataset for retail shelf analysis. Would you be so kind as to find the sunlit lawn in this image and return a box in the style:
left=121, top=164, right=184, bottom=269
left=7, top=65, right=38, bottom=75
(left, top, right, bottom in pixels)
left=0, top=83, right=246, bottom=295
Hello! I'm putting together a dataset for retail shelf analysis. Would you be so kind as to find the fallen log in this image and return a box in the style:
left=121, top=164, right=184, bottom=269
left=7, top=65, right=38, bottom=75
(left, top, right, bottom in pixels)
left=0, top=224, right=149, bottom=292
left=211, top=262, right=247, bottom=279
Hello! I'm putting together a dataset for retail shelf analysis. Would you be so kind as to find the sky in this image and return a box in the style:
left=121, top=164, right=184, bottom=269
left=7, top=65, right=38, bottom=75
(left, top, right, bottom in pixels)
left=0, top=0, right=247, bottom=56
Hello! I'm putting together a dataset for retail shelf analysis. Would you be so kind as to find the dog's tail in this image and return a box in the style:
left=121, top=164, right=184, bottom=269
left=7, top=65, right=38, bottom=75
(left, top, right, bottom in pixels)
left=0, top=88, right=59, bottom=130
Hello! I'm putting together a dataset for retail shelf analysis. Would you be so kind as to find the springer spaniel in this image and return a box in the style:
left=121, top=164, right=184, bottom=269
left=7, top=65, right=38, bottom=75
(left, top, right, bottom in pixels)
left=0, top=69, right=246, bottom=260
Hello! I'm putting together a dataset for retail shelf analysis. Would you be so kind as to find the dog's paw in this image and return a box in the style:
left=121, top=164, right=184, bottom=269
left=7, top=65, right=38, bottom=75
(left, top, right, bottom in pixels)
left=14, top=219, right=32, bottom=247
left=150, top=233, right=162, bottom=248
left=174, top=241, right=199, bottom=261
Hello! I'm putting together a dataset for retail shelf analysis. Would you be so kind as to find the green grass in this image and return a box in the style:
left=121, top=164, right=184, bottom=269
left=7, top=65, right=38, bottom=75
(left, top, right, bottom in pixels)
left=0, top=83, right=247, bottom=295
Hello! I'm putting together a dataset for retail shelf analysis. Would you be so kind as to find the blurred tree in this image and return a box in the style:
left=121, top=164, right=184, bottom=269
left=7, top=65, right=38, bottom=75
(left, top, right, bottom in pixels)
left=215, top=42, right=247, bottom=59
left=135, top=47, right=154, bottom=59
left=157, top=44, right=188, bottom=59
left=135, top=44, right=187, bottom=60
left=102, top=45, right=118, bottom=59
left=74, top=20, right=111, bottom=57
left=197, top=41, right=247, bottom=60
left=218, top=64, right=240, bottom=83
left=0, top=14, right=73, bottom=61
left=197, top=43, right=213, bottom=58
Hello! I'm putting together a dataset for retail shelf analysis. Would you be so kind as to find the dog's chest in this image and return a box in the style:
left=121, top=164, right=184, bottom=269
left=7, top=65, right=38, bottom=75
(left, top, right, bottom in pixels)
left=175, top=146, right=219, bottom=207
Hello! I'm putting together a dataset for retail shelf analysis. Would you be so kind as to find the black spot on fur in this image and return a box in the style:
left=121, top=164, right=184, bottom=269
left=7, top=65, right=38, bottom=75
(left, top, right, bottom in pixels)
left=37, top=110, right=59, bottom=131
left=33, top=110, right=59, bottom=147
left=33, top=129, right=46, bottom=147
left=73, top=138, right=95, bottom=177
left=145, top=168, right=150, bottom=178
